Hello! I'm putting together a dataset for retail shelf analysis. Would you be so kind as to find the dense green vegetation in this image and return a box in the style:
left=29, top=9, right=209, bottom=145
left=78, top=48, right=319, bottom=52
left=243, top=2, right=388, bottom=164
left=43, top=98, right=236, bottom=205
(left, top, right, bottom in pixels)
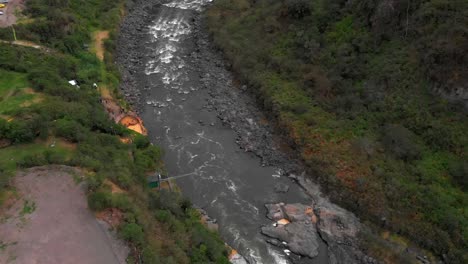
left=207, top=0, right=467, bottom=262
left=0, top=0, right=229, bottom=263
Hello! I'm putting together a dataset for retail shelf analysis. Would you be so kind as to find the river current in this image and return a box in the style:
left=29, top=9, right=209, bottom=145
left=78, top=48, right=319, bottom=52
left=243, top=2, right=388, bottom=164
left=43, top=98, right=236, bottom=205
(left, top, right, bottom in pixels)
left=137, top=0, right=328, bottom=263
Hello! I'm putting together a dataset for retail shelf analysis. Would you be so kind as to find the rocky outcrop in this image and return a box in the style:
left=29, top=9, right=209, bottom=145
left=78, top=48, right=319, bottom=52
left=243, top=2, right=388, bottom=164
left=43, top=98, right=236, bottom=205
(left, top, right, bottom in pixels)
left=316, top=205, right=360, bottom=245
left=197, top=208, right=219, bottom=232
left=262, top=202, right=377, bottom=263
left=262, top=221, right=320, bottom=258
left=229, top=251, right=248, bottom=264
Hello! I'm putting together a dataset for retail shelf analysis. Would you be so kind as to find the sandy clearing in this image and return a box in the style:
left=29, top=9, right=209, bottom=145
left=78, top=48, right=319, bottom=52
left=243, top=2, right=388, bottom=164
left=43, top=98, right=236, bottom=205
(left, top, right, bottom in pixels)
left=0, top=166, right=129, bottom=264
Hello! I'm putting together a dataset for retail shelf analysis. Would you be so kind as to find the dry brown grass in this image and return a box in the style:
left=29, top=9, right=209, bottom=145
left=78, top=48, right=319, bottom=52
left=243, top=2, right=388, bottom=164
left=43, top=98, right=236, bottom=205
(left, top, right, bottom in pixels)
left=104, top=179, right=126, bottom=194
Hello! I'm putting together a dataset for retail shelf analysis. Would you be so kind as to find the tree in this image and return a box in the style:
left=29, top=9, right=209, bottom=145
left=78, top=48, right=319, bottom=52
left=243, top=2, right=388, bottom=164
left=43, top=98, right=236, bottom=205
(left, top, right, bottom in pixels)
left=120, top=223, right=144, bottom=245
left=284, top=0, right=311, bottom=19
left=382, top=124, right=421, bottom=161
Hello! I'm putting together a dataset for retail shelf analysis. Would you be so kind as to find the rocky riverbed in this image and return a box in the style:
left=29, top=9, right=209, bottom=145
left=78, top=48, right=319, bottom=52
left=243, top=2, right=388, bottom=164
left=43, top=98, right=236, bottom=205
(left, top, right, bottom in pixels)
left=116, top=0, right=378, bottom=263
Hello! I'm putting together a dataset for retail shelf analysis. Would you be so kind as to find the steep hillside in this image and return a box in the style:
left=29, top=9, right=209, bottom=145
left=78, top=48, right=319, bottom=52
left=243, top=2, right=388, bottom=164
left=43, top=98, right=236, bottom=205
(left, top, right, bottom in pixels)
left=206, top=0, right=467, bottom=262
left=0, top=0, right=229, bottom=263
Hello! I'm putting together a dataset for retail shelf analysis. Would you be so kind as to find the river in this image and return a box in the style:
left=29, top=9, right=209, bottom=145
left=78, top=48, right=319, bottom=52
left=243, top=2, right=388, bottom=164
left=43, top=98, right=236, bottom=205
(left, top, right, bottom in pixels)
left=117, top=0, right=364, bottom=263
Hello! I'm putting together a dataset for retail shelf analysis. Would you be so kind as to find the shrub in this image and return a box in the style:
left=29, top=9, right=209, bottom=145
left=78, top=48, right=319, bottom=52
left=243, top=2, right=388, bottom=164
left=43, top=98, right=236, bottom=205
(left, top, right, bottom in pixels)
left=154, top=210, right=171, bottom=223
left=54, top=119, right=88, bottom=142
left=120, top=223, right=144, bottom=245
left=43, top=150, right=66, bottom=164
left=27, top=69, right=62, bottom=92
left=449, top=161, right=468, bottom=191
left=149, top=189, right=184, bottom=217
left=142, top=246, right=162, bottom=264
left=284, top=0, right=311, bottom=19
left=5, top=121, right=36, bottom=144
left=111, top=194, right=133, bottom=211
left=16, top=154, right=46, bottom=168
left=421, top=121, right=458, bottom=151
left=382, top=124, right=421, bottom=161
left=87, top=191, right=112, bottom=211
left=134, top=134, right=150, bottom=149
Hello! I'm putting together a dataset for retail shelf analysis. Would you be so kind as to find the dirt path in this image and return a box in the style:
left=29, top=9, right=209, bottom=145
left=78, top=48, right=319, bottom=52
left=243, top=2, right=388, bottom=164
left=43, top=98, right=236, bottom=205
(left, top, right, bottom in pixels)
left=0, top=0, right=23, bottom=28
left=0, top=39, right=51, bottom=53
left=91, top=30, right=147, bottom=135
left=93, top=31, right=109, bottom=61
left=0, top=166, right=129, bottom=264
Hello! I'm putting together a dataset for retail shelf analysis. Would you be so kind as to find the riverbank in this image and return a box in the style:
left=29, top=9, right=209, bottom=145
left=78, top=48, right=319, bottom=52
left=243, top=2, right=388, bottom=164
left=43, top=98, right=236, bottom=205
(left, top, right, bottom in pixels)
left=204, top=1, right=467, bottom=263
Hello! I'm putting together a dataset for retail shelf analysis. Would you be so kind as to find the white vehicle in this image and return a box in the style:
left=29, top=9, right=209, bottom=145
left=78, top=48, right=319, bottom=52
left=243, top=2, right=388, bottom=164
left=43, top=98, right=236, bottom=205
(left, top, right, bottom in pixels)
left=0, top=11, right=4, bottom=16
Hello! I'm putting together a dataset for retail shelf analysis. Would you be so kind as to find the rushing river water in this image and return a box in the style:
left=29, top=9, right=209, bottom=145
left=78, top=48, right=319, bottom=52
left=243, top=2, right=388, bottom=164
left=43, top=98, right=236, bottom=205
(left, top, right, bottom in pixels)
left=135, top=0, right=328, bottom=263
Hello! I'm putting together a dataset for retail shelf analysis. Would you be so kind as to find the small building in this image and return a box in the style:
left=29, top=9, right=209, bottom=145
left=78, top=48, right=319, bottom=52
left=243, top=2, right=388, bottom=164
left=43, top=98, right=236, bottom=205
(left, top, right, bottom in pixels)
left=147, top=173, right=162, bottom=189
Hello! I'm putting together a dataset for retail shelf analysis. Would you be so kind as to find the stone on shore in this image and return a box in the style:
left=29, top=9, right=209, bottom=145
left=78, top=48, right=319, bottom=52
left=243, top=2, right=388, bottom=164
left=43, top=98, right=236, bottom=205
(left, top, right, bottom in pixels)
left=315, top=206, right=360, bottom=245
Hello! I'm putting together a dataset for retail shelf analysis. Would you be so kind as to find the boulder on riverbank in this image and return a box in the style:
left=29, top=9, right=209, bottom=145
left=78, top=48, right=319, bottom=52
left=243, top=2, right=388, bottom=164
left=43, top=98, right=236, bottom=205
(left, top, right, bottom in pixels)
left=263, top=202, right=365, bottom=262
left=261, top=221, right=320, bottom=258
left=263, top=203, right=320, bottom=258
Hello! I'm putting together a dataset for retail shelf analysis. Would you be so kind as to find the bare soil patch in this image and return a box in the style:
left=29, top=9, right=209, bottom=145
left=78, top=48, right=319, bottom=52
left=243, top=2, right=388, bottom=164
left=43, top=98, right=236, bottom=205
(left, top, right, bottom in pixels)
left=96, top=208, right=124, bottom=229
left=119, top=115, right=147, bottom=135
left=0, top=166, right=129, bottom=264
left=93, top=31, right=109, bottom=61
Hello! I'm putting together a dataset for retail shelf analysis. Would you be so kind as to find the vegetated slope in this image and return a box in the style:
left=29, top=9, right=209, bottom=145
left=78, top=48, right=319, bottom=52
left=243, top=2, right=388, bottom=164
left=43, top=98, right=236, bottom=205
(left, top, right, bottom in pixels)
left=206, top=0, right=467, bottom=262
left=0, top=0, right=229, bottom=263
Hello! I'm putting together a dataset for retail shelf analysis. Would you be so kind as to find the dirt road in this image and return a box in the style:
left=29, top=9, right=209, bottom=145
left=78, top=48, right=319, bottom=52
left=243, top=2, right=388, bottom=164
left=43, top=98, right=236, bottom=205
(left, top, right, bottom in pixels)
left=0, top=0, right=23, bottom=28
left=0, top=166, right=129, bottom=264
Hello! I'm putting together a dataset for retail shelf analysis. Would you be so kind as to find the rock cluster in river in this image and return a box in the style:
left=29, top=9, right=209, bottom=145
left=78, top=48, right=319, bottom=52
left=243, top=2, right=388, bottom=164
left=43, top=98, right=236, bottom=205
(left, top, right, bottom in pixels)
left=116, top=0, right=161, bottom=110
left=262, top=203, right=320, bottom=258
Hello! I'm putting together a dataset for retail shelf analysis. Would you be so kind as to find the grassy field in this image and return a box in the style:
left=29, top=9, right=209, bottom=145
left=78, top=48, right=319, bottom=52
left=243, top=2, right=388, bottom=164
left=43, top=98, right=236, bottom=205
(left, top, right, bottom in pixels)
left=0, top=70, right=28, bottom=95
left=0, top=70, right=43, bottom=115
left=0, top=141, right=73, bottom=173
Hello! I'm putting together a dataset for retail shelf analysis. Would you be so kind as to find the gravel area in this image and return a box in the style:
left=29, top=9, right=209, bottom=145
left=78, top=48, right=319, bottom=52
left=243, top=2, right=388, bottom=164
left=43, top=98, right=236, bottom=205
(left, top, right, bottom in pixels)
left=0, top=166, right=128, bottom=264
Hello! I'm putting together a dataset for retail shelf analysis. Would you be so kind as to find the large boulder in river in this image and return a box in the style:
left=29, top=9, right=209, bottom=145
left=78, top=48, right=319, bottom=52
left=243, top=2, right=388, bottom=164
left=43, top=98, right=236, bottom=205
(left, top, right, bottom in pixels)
left=265, top=203, right=285, bottom=221
left=265, top=203, right=315, bottom=222
left=263, top=202, right=363, bottom=261
left=283, top=203, right=314, bottom=222
left=261, top=221, right=320, bottom=258
left=315, top=205, right=360, bottom=245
